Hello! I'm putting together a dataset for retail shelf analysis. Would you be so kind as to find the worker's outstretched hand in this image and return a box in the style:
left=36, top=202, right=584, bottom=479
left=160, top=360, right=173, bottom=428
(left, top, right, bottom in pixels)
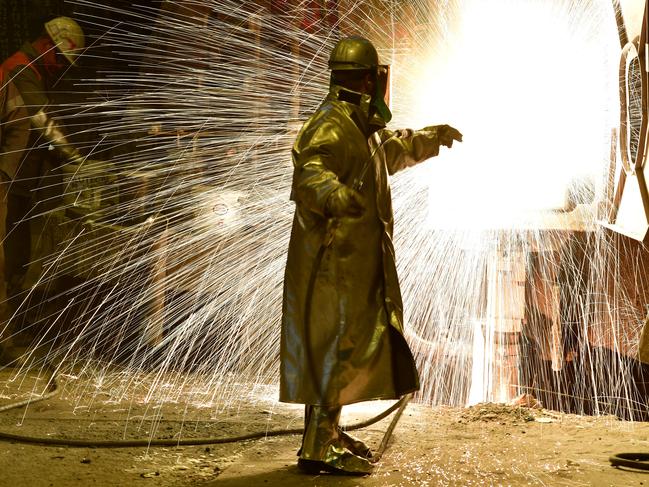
left=326, top=185, right=365, bottom=218
left=437, top=125, right=463, bottom=148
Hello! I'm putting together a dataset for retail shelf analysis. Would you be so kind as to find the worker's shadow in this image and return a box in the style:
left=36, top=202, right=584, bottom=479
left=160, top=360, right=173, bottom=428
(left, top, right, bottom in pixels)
left=199, top=466, right=369, bottom=486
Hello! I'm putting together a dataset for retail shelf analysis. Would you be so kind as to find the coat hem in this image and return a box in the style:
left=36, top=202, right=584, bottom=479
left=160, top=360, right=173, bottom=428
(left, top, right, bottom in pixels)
left=279, top=386, right=420, bottom=408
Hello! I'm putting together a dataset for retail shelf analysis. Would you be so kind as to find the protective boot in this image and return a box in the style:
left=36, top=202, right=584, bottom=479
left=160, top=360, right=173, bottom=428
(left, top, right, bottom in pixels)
left=297, top=448, right=374, bottom=476
left=298, top=405, right=373, bottom=476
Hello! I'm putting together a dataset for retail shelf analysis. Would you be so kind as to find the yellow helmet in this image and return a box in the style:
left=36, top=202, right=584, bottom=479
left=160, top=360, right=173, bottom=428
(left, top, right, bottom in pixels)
left=45, top=17, right=85, bottom=66
left=328, top=36, right=379, bottom=71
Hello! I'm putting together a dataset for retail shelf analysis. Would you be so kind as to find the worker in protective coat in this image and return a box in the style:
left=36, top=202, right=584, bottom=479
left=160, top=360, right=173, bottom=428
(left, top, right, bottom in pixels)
left=280, top=36, right=462, bottom=475
left=0, top=16, right=86, bottom=364
left=0, top=72, right=29, bottom=364
left=1, top=16, right=86, bottom=295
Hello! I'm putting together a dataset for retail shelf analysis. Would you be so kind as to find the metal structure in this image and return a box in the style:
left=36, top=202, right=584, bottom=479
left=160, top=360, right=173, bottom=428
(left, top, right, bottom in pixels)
left=603, top=0, right=649, bottom=240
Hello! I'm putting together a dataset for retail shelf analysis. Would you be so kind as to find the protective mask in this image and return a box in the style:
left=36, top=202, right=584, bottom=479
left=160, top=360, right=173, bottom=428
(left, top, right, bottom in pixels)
left=372, top=65, right=392, bottom=124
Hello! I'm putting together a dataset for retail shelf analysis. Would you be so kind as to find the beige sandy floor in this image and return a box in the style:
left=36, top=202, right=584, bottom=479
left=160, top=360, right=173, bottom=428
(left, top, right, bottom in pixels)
left=0, top=367, right=647, bottom=487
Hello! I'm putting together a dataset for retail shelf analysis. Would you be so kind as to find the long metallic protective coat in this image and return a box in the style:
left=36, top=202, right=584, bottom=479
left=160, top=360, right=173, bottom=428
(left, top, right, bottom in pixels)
left=280, top=85, right=448, bottom=407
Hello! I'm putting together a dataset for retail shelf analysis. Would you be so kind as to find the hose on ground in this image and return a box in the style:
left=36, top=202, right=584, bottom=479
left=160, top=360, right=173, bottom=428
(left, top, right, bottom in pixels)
left=0, top=366, right=410, bottom=449
left=609, top=452, right=649, bottom=471
left=0, top=366, right=58, bottom=413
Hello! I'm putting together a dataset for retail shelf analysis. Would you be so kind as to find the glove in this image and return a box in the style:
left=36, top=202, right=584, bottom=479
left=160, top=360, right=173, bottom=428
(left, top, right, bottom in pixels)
left=437, top=124, right=463, bottom=148
left=31, top=109, right=86, bottom=164
left=326, top=185, right=365, bottom=218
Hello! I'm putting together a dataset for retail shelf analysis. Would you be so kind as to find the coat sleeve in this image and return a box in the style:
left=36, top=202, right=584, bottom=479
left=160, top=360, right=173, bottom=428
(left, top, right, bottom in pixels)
left=378, top=125, right=446, bottom=176
left=291, top=122, right=346, bottom=217
left=8, top=65, right=85, bottom=164
left=0, top=80, right=29, bottom=179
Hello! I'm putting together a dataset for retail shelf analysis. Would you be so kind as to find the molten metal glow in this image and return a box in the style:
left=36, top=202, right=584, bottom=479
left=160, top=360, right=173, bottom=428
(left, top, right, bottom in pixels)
left=396, top=0, right=618, bottom=228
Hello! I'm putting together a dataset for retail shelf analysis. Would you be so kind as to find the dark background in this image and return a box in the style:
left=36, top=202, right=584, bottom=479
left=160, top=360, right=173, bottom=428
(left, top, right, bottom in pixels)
left=0, top=0, right=70, bottom=60
left=0, top=0, right=165, bottom=58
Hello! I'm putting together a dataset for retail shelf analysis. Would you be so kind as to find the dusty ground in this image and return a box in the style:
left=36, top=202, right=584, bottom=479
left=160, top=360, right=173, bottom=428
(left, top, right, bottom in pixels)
left=0, top=367, right=648, bottom=487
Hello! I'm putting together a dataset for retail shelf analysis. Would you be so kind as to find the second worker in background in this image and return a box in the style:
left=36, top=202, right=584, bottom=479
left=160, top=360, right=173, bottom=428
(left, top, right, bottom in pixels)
left=0, top=16, right=86, bottom=363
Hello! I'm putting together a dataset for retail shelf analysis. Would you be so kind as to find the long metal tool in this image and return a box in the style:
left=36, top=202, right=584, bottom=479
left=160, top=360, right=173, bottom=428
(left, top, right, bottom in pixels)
left=370, top=393, right=412, bottom=463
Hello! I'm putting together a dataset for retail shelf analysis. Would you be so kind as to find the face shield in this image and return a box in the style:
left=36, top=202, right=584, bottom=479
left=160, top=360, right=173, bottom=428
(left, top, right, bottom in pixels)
left=373, top=64, right=392, bottom=124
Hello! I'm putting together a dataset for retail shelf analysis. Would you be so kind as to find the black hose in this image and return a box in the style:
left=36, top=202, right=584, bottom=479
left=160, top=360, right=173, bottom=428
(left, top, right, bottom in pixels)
left=610, top=453, right=649, bottom=471
left=0, top=367, right=410, bottom=448
left=0, top=429, right=304, bottom=448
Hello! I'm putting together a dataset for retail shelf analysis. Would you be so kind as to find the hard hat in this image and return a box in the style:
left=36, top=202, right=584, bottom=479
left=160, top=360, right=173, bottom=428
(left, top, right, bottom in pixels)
left=44, top=17, right=85, bottom=66
left=328, top=36, right=379, bottom=71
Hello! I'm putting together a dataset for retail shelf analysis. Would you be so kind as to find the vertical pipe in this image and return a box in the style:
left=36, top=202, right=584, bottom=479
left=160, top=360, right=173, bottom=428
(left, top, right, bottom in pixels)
left=611, top=0, right=630, bottom=48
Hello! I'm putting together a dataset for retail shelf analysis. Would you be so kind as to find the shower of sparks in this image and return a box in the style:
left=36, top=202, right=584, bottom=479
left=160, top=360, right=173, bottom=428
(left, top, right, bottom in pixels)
left=2, top=0, right=646, bottom=427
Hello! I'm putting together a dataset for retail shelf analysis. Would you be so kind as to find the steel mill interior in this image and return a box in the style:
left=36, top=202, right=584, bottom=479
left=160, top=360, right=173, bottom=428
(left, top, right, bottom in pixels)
left=2, top=0, right=649, bottom=485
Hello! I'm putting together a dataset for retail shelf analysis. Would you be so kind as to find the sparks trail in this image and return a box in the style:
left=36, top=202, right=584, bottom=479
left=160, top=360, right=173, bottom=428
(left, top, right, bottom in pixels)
left=0, top=0, right=642, bottom=434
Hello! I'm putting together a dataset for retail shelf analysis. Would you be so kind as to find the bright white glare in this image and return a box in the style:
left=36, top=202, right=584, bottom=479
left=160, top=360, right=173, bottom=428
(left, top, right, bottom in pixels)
left=400, top=0, right=618, bottom=229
